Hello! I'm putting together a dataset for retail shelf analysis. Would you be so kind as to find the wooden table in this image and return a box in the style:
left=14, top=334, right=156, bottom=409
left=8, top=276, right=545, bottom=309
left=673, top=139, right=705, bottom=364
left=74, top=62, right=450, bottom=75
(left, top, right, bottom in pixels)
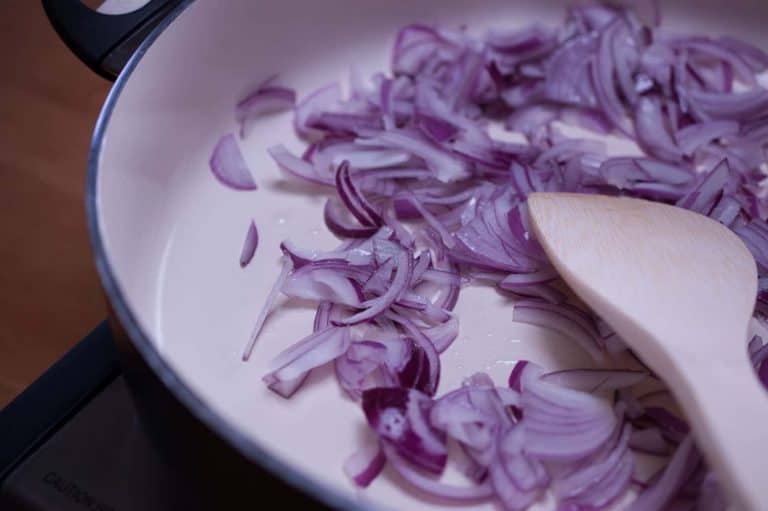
left=0, top=1, right=110, bottom=408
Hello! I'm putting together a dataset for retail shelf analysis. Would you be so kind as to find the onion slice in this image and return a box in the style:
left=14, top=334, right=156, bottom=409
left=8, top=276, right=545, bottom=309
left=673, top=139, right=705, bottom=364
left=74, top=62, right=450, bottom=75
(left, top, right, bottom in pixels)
left=627, top=436, right=699, bottom=511
left=362, top=387, right=447, bottom=474
left=241, top=256, right=293, bottom=361
left=344, top=443, right=386, bottom=487
left=209, top=133, right=257, bottom=190
left=236, top=82, right=295, bottom=137
left=540, top=369, right=648, bottom=393
left=239, top=220, right=259, bottom=268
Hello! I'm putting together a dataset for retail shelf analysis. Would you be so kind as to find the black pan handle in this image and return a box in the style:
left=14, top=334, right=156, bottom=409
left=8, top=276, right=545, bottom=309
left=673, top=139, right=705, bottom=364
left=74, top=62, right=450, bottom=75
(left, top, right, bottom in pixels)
left=42, top=0, right=183, bottom=81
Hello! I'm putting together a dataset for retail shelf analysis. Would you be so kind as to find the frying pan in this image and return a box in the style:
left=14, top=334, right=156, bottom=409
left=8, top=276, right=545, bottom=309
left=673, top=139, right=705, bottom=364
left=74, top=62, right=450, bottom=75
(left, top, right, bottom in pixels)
left=43, top=1, right=768, bottom=509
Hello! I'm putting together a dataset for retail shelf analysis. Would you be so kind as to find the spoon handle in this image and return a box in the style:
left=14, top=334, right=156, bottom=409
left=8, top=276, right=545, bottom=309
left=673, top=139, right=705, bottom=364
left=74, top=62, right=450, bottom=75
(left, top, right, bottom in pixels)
left=527, top=193, right=766, bottom=509
left=662, top=347, right=768, bottom=511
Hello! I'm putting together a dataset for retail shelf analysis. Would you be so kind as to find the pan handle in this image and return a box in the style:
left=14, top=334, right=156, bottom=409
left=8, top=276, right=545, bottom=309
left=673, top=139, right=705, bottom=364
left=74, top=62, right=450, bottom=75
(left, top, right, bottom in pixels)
left=42, top=0, right=183, bottom=81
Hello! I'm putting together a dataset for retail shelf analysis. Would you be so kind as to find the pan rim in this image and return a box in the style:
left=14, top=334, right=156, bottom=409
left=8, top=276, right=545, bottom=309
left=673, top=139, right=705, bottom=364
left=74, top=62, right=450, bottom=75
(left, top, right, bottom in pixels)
left=85, top=2, right=371, bottom=509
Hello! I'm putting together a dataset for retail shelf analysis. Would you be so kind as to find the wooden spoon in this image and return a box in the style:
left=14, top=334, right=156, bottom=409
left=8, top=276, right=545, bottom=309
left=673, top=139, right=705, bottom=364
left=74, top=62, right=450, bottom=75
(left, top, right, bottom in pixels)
left=527, top=192, right=765, bottom=510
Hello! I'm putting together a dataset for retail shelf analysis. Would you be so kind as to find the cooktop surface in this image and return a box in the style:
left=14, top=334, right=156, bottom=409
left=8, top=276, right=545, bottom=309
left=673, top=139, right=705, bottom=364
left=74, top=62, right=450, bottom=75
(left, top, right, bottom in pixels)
left=0, top=324, right=194, bottom=511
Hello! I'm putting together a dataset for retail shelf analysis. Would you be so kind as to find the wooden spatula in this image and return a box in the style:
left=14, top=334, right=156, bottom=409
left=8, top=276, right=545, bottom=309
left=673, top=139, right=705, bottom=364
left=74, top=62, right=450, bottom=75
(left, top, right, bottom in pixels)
left=527, top=192, right=765, bottom=510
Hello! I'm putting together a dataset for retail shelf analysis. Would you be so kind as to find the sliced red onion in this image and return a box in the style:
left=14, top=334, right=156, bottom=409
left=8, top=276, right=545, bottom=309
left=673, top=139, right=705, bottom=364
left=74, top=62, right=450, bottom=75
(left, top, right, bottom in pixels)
left=236, top=83, right=295, bottom=138
left=505, top=105, right=558, bottom=137
left=344, top=443, right=386, bottom=488
left=266, top=327, right=349, bottom=378
left=676, top=159, right=730, bottom=214
left=379, top=78, right=396, bottom=130
left=263, top=327, right=350, bottom=397
left=414, top=79, right=489, bottom=142
left=382, top=444, right=495, bottom=502
left=410, top=251, right=431, bottom=281
left=340, top=248, right=412, bottom=325
left=239, top=220, right=259, bottom=268
left=675, top=120, right=739, bottom=156
left=552, top=424, right=634, bottom=509
left=612, top=26, right=641, bottom=106
left=392, top=25, right=451, bottom=76
left=442, top=48, right=486, bottom=110
left=363, top=257, right=396, bottom=293
left=519, top=362, right=617, bottom=461
left=488, top=455, right=546, bottom=511
left=242, top=257, right=292, bottom=361
left=593, top=20, right=633, bottom=134
left=312, top=112, right=384, bottom=137
left=677, top=38, right=758, bottom=87
left=695, top=472, right=730, bottom=511
left=687, top=88, right=768, bottom=121
left=312, top=141, right=412, bottom=172
left=534, top=138, right=606, bottom=169
left=401, top=194, right=455, bottom=248
left=562, top=107, right=614, bottom=134
left=417, top=113, right=460, bottom=142
left=370, top=130, right=470, bottom=183
left=640, top=42, right=674, bottom=93
left=375, top=336, right=413, bottom=374
left=454, top=447, right=490, bottom=484
left=282, top=264, right=366, bottom=306
left=510, top=162, right=543, bottom=197
left=508, top=361, right=528, bottom=392
left=244, top=2, right=768, bottom=505
left=747, top=334, right=763, bottom=358
left=264, top=372, right=310, bottom=399
left=397, top=341, right=434, bottom=394
left=451, top=192, right=542, bottom=273
left=749, top=339, right=768, bottom=370
left=268, top=144, right=333, bottom=185
left=628, top=436, right=699, bottom=511
left=640, top=406, right=690, bottom=444
left=541, top=369, right=647, bottom=393
left=630, top=427, right=670, bottom=455
left=513, top=300, right=604, bottom=362
left=718, top=36, right=768, bottom=72
left=734, top=220, right=768, bottom=270
left=430, top=386, right=509, bottom=456
left=392, top=196, right=421, bottom=220
left=634, top=96, right=683, bottom=162
left=387, top=310, right=441, bottom=396
left=420, top=265, right=462, bottom=285
left=709, top=195, right=741, bottom=226
left=759, top=357, right=768, bottom=387
left=544, top=33, right=598, bottom=108
left=313, top=301, right=333, bottom=332
left=423, top=316, right=459, bottom=353
left=279, top=235, right=384, bottom=268
left=324, top=198, right=379, bottom=239
left=499, top=266, right=564, bottom=304
left=750, top=344, right=768, bottom=388
left=209, top=133, right=257, bottom=190
left=600, top=157, right=692, bottom=190
left=335, top=340, right=389, bottom=399
left=362, top=387, right=447, bottom=474
left=497, top=437, right=549, bottom=506
left=335, top=161, right=382, bottom=227
left=635, top=389, right=675, bottom=408
left=487, top=23, right=554, bottom=51
left=294, top=82, right=342, bottom=136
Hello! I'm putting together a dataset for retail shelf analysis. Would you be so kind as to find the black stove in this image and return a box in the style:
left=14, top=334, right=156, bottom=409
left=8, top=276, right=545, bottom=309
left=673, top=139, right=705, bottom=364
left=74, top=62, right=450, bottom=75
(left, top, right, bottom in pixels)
left=0, top=323, right=191, bottom=511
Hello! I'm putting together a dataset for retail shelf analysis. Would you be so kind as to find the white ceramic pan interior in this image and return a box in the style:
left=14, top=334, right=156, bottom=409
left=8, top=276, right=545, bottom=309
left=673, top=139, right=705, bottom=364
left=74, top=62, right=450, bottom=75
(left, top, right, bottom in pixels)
left=92, top=0, right=767, bottom=508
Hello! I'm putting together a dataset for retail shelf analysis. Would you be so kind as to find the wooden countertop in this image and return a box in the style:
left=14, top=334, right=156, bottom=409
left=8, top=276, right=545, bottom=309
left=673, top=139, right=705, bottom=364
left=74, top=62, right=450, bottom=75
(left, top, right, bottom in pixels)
left=0, top=1, right=110, bottom=408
